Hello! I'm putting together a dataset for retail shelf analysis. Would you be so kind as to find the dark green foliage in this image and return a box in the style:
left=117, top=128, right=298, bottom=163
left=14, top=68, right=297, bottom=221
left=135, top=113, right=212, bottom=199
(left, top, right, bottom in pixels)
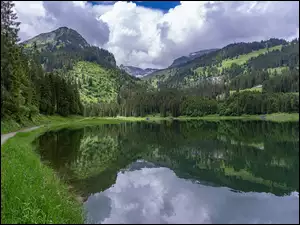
left=1, top=3, right=83, bottom=120
left=262, top=68, right=299, bottom=93
left=247, top=39, right=299, bottom=69
left=1, top=1, right=20, bottom=43
left=219, top=92, right=299, bottom=116
left=86, top=79, right=298, bottom=118
left=38, top=72, right=83, bottom=116
left=230, top=69, right=269, bottom=90
left=180, top=96, right=218, bottom=117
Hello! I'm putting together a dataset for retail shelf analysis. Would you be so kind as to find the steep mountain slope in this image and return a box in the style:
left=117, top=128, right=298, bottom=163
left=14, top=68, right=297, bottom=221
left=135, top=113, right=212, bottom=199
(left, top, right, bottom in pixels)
left=67, top=61, right=143, bottom=104
left=143, top=38, right=298, bottom=90
left=21, top=27, right=116, bottom=71
left=119, top=65, right=158, bottom=77
left=21, top=27, right=143, bottom=104
left=22, top=26, right=90, bottom=51
left=169, top=48, right=219, bottom=68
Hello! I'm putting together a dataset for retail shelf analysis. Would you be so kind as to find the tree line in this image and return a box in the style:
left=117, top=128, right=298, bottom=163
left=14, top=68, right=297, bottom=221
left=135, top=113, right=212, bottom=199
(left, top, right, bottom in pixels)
left=84, top=87, right=299, bottom=117
left=1, top=1, right=83, bottom=121
left=247, top=40, right=299, bottom=70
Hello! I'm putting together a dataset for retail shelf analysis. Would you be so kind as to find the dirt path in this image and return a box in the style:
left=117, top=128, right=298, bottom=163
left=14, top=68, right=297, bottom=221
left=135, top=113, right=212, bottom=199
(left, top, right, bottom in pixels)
left=1, top=126, right=40, bottom=146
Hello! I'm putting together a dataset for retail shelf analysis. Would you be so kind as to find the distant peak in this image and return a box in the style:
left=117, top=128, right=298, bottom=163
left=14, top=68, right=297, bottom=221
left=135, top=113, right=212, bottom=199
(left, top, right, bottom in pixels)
left=55, top=27, right=79, bottom=34
left=57, top=26, right=70, bottom=30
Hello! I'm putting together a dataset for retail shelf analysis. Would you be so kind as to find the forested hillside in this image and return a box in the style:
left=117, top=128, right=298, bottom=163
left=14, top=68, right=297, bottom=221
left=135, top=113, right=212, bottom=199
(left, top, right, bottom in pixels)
left=144, top=38, right=299, bottom=92
left=124, top=38, right=299, bottom=118
left=1, top=1, right=84, bottom=120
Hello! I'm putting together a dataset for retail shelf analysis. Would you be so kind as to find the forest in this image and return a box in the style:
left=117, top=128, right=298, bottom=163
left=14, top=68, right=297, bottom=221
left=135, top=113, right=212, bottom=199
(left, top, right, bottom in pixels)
left=1, top=1, right=83, bottom=120
left=1, top=1, right=299, bottom=122
left=84, top=89, right=299, bottom=117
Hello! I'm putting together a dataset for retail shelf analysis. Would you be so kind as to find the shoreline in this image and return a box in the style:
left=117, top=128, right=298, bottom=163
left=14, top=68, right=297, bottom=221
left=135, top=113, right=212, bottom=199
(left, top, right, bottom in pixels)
left=2, top=113, right=298, bottom=135
left=1, top=118, right=127, bottom=224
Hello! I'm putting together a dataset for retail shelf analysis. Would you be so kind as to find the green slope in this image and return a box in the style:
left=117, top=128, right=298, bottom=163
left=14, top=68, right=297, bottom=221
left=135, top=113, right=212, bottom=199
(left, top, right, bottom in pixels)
left=220, top=45, right=282, bottom=68
left=21, top=27, right=144, bottom=105
left=144, top=38, right=297, bottom=90
left=67, top=61, right=119, bottom=103
left=67, top=61, right=144, bottom=104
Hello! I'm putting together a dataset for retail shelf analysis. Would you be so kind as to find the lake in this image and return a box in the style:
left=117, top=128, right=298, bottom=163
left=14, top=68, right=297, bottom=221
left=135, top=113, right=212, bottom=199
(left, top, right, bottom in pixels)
left=34, top=120, right=299, bottom=224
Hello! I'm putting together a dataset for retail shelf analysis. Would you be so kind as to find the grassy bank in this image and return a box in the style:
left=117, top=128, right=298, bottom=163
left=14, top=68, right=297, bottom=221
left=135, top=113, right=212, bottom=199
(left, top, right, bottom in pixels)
left=1, top=118, right=128, bottom=224
left=113, top=113, right=299, bottom=122
left=2, top=112, right=299, bottom=134
left=1, top=128, right=83, bottom=223
left=178, top=113, right=299, bottom=122
left=1, top=115, right=84, bottom=134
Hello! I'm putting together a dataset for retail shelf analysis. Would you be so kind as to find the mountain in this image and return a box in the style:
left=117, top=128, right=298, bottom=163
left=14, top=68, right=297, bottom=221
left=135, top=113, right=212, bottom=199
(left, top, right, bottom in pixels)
left=21, top=27, right=116, bottom=70
left=143, top=38, right=298, bottom=91
left=119, top=65, right=158, bottom=77
left=169, top=48, right=219, bottom=68
left=22, top=26, right=90, bottom=51
left=21, top=27, right=145, bottom=104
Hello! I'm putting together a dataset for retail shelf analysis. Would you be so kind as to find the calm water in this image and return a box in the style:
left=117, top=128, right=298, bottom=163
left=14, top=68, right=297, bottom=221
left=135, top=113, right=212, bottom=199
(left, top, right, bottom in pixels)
left=34, top=120, right=299, bottom=224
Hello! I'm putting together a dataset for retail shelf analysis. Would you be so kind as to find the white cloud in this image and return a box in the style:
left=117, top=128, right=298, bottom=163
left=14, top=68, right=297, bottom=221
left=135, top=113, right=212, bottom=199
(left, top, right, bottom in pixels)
left=14, top=1, right=299, bottom=69
left=84, top=162, right=299, bottom=224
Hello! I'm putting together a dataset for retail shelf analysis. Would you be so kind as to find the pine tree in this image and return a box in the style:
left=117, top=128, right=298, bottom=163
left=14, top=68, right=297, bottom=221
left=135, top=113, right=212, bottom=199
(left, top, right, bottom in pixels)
left=1, top=1, right=20, bottom=44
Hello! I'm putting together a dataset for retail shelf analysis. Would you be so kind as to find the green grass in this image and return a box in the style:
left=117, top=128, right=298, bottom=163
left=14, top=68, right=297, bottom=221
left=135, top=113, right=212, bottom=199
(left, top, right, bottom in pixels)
left=221, top=45, right=282, bottom=68
left=230, top=86, right=262, bottom=95
left=3, top=112, right=298, bottom=135
left=264, top=113, right=299, bottom=122
left=178, top=113, right=299, bottom=122
left=1, top=129, right=83, bottom=224
left=95, top=113, right=299, bottom=123
left=1, top=115, right=175, bottom=134
left=1, top=116, right=136, bottom=224
left=268, top=66, right=288, bottom=76
left=1, top=115, right=84, bottom=134
left=3, top=110, right=299, bottom=136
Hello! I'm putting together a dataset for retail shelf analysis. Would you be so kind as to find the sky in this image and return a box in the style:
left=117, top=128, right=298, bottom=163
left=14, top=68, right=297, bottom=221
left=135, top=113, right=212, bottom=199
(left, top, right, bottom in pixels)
left=14, top=1, right=299, bottom=69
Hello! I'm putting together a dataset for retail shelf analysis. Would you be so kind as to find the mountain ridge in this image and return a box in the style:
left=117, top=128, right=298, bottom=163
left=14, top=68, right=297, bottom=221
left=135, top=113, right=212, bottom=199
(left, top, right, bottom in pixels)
left=22, top=27, right=90, bottom=51
left=143, top=37, right=298, bottom=91
left=119, top=65, right=158, bottom=77
left=169, top=48, right=219, bottom=68
left=21, top=26, right=117, bottom=70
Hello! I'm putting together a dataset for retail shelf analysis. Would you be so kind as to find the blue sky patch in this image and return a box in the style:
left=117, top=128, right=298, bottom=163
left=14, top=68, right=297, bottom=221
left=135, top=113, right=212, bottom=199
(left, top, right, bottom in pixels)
left=89, top=1, right=180, bottom=12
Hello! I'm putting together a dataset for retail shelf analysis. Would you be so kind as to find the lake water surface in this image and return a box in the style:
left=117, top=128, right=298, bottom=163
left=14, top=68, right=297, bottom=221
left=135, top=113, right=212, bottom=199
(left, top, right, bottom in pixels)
left=34, top=120, right=299, bottom=224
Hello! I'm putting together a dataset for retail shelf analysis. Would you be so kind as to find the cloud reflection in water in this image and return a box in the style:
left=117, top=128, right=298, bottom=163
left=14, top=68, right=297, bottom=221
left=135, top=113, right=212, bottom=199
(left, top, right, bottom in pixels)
left=85, top=161, right=299, bottom=224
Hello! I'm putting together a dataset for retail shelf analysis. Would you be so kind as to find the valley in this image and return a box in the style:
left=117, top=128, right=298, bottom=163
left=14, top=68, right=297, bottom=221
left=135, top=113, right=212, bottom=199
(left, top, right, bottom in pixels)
left=3, top=24, right=298, bottom=121
left=1, top=1, right=299, bottom=224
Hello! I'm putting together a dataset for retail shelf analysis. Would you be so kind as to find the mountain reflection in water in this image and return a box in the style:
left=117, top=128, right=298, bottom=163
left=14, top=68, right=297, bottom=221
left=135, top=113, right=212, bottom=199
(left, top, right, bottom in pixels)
left=34, top=120, right=299, bottom=224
